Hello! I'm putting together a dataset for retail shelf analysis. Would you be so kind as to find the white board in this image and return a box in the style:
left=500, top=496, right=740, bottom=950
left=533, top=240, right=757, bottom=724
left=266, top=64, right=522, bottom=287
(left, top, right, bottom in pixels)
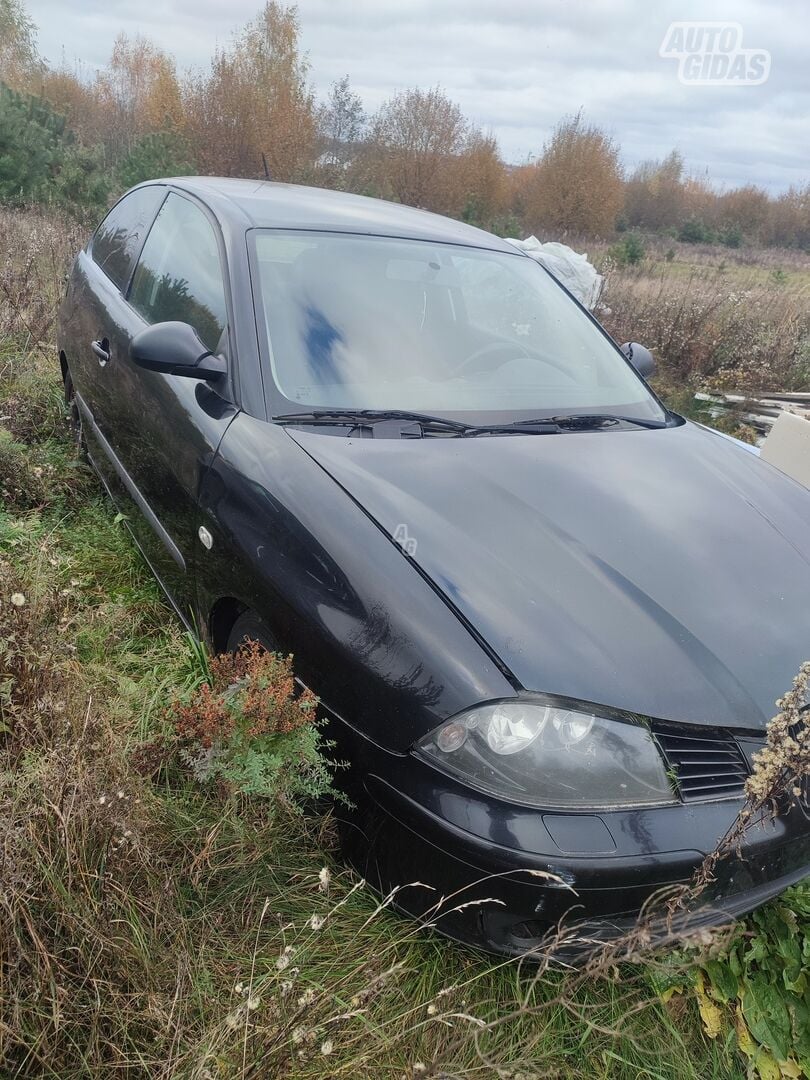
left=760, top=411, right=810, bottom=489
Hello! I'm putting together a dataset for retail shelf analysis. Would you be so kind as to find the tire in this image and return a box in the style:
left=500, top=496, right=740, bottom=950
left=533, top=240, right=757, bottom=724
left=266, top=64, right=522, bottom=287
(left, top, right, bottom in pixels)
left=225, top=611, right=277, bottom=654
left=63, top=368, right=85, bottom=456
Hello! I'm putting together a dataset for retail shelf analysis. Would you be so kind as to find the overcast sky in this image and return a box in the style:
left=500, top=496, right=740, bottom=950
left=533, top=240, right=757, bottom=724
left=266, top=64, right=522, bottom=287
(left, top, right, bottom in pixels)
left=25, top=0, right=809, bottom=192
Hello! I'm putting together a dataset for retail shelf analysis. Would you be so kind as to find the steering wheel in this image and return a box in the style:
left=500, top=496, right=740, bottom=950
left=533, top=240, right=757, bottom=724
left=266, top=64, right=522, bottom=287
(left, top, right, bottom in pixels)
left=447, top=340, right=578, bottom=383
left=447, top=340, right=531, bottom=378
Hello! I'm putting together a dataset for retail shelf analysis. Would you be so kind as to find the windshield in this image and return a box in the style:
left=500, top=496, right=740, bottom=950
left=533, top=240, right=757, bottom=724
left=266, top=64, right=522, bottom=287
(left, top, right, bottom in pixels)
left=251, top=231, right=665, bottom=422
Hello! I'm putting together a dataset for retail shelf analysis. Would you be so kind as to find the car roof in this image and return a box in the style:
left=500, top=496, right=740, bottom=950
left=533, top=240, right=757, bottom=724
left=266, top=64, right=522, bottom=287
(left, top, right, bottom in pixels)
left=149, top=176, right=519, bottom=253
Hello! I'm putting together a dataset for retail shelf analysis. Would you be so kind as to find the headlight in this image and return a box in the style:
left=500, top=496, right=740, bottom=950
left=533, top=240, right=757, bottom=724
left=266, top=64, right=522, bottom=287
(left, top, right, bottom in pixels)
left=414, top=699, right=676, bottom=809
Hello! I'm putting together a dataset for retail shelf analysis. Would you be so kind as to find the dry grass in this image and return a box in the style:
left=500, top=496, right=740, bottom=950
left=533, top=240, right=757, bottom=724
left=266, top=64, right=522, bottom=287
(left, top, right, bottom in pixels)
left=595, top=241, right=810, bottom=395
left=0, top=206, right=87, bottom=349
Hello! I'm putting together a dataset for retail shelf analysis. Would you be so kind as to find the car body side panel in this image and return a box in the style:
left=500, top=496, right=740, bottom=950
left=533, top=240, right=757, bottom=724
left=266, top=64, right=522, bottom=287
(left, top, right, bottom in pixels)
left=59, top=248, right=240, bottom=615
left=195, top=414, right=515, bottom=751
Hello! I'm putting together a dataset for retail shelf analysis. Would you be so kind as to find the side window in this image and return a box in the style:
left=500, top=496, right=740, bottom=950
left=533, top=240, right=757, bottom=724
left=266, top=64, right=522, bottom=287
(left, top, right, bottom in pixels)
left=129, top=193, right=227, bottom=353
left=90, top=186, right=166, bottom=291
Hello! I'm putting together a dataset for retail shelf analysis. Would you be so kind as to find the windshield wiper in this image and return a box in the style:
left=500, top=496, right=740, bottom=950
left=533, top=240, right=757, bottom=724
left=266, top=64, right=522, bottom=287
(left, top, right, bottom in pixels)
left=516, top=413, right=669, bottom=431
left=275, top=409, right=561, bottom=437
left=275, top=409, right=470, bottom=434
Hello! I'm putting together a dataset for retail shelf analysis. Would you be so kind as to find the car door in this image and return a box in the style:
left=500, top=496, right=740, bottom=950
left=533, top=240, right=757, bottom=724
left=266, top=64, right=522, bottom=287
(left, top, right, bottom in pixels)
left=66, top=183, right=167, bottom=466
left=69, top=188, right=239, bottom=620
left=101, top=190, right=240, bottom=617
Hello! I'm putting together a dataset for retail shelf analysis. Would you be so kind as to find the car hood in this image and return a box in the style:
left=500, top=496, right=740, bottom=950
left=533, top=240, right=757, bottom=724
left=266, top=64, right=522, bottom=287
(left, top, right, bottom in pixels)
left=289, top=422, right=810, bottom=732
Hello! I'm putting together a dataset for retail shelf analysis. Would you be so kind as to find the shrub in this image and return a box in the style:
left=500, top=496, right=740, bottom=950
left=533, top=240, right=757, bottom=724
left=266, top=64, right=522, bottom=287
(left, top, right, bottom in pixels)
left=170, top=640, right=343, bottom=807
left=654, top=883, right=810, bottom=1078
left=720, top=225, right=743, bottom=249
left=117, top=130, right=195, bottom=190
left=703, top=885, right=810, bottom=1074
left=609, top=232, right=645, bottom=267
left=679, top=217, right=715, bottom=244
left=50, top=141, right=110, bottom=213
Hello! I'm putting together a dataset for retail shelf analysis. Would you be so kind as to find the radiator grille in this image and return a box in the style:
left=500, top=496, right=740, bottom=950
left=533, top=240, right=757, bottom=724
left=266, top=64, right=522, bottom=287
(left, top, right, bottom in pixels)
left=653, top=727, right=749, bottom=802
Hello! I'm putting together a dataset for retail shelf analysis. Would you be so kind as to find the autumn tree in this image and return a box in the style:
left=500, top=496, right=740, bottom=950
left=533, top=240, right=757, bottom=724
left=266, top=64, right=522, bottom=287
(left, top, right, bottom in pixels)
left=716, top=184, right=770, bottom=242
left=366, top=86, right=468, bottom=212
left=517, top=112, right=623, bottom=239
left=766, top=185, right=810, bottom=249
left=447, top=130, right=507, bottom=227
left=95, top=34, right=184, bottom=157
left=317, top=74, right=365, bottom=167
left=37, top=65, right=105, bottom=146
left=675, top=174, right=720, bottom=241
left=185, top=2, right=316, bottom=181
left=623, top=150, right=685, bottom=230
left=0, top=0, right=40, bottom=90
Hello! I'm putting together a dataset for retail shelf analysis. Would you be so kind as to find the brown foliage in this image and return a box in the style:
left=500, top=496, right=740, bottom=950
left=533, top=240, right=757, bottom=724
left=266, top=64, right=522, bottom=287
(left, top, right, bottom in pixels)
left=172, top=641, right=317, bottom=747
left=35, top=66, right=105, bottom=145
left=96, top=33, right=184, bottom=155
left=680, top=175, right=717, bottom=225
left=716, top=184, right=770, bottom=240
left=624, top=150, right=685, bottom=231
left=516, top=112, right=623, bottom=240
left=448, top=130, right=508, bottom=225
left=767, top=184, right=810, bottom=249
left=184, top=2, right=316, bottom=181
left=5, top=0, right=810, bottom=249
left=366, top=86, right=469, bottom=213
left=35, top=35, right=184, bottom=158
left=0, top=0, right=40, bottom=91
left=599, top=253, right=810, bottom=391
left=0, top=204, right=85, bottom=345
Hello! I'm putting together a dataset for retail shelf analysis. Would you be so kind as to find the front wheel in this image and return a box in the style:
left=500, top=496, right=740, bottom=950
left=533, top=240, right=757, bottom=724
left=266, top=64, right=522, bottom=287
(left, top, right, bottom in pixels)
left=226, top=611, right=277, bottom=654
left=63, top=368, right=85, bottom=456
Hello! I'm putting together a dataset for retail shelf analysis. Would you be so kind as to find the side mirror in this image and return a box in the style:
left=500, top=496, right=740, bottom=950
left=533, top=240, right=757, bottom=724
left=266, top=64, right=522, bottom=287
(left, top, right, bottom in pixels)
left=130, top=321, right=226, bottom=379
left=621, top=341, right=655, bottom=379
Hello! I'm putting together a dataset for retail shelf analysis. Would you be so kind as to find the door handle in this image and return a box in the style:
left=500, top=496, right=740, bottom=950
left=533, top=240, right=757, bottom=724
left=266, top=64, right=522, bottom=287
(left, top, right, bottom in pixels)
left=91, top=338, right=110, bottom=365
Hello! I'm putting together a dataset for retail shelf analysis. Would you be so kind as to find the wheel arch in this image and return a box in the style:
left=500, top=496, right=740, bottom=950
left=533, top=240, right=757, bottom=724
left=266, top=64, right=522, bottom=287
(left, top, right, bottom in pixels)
left=207, top=596, right=247, bottom=654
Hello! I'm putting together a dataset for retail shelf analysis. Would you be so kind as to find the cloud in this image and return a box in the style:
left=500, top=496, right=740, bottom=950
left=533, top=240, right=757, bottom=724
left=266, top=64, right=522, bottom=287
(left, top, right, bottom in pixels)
left=25, top=0, right=808, bottom=192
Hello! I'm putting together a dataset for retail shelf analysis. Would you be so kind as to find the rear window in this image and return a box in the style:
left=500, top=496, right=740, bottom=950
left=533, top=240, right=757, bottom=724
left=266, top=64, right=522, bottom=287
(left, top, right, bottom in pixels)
left=90, top=186, right=165, bottom=291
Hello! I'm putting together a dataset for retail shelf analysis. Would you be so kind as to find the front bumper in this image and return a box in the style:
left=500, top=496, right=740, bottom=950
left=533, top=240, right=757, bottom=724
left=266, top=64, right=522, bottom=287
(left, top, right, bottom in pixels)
left=346, top=757, right=810, bottom=957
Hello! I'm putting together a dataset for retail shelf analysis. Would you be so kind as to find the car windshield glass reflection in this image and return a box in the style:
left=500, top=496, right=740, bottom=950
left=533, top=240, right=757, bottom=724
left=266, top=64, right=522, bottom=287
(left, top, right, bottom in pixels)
left=252, top=231, right=665, bottom=421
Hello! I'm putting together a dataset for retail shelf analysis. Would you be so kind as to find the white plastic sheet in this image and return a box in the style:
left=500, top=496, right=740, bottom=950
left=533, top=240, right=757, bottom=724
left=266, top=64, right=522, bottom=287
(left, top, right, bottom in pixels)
left=504, top=236, right=603, bottom=310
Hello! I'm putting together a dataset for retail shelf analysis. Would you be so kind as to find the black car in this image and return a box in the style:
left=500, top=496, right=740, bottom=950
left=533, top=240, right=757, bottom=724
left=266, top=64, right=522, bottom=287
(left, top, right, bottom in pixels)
left=58, top=177, right=810, bottom=956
